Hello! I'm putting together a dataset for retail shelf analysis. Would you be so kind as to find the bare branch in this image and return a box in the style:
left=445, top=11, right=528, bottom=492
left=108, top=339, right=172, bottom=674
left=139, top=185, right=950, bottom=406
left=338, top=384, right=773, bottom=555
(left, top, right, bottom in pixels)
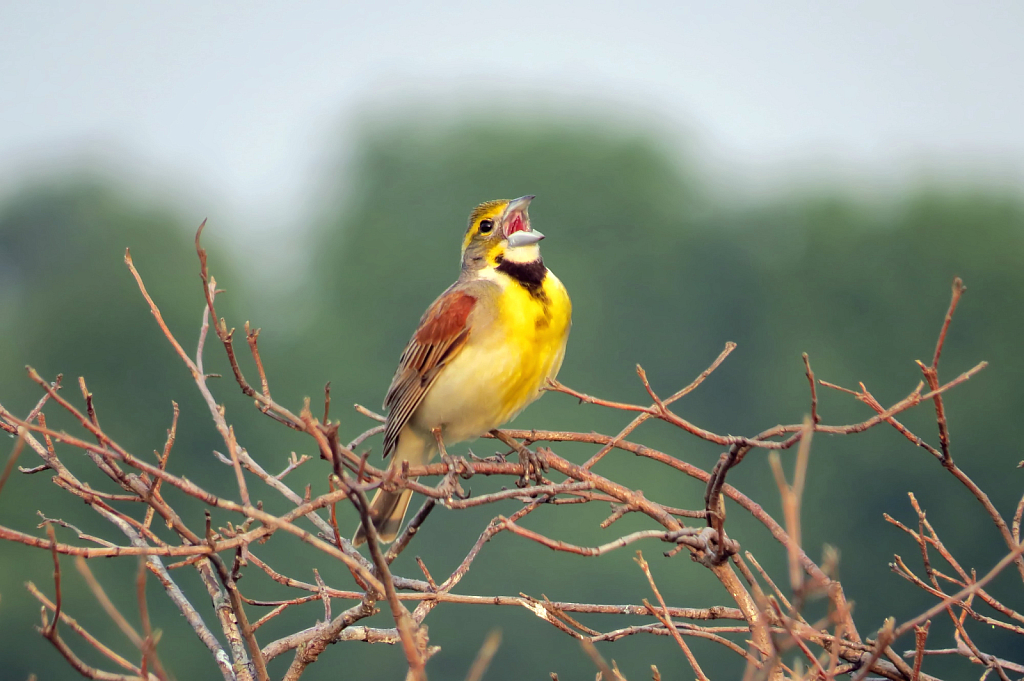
left=635, top=551, right=708, bottom=681
left=3, top=243, right=1012, bottom=681
left=464, top=629, right=502, bottom=681
left=349, top=476, right=427, bottom=680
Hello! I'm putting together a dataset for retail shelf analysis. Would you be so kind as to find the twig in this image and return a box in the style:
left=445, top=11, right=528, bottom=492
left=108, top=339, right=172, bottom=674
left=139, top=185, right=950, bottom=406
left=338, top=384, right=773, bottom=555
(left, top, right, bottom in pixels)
left=144, top=402, right=178, bottom=530
left=75, top=557, right=143, bottom=647
left=911, top=621, right=930, bottom=681
left=916, top=278, right=965, bottom=463
left=768, top=416, right=814, bottom=594
left=44, top=523, right=62, bottom=636
left=79, top=377, right=102, bottom=445
left=314, top=568, right=332, bottom=622
left=204, top=515, right=270, bottom=681
left=895, top=537, right=1024, bottom=638
left=386, top=498, right=437, bottom=564
left=323, top=382, right=331, bottom=423
left=579, top=640, right=620, bottom=681
left=581, top=342, right=736, bottom=469
left=349, top=479, right=427, bottom=680
left=28, top=582, right=144, bottom=675
left=276, top=452, right=311, bottom=480
left=278, top=600, right=377, bottom=674
left=851, top=618, right=895, bottom=681
left=136, top=559, right=169, bottom=681
left=502, top=518, right=716, bottom=556
left=0, top=430, right=27, bottom=498
left=553, top=360, right=985, bottom=452
left=635, top=551, right=709, bottom=681
left=464, top=629, right=502, bottom=681
left=802, top=353, right=820, bottom=424
left=837, top=377, right=1024, bottom=583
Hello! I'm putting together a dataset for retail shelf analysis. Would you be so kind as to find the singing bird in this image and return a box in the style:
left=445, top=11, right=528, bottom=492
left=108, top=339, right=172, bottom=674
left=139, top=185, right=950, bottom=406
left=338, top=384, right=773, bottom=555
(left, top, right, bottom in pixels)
left=354, top=196, right=572, bottom=545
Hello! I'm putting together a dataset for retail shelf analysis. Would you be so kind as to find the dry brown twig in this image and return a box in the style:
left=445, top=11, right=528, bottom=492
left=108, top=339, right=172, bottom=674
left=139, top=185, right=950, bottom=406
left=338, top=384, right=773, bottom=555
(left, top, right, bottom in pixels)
left=634, top=550, right=709, bottom=681
left=0, top=225, right=1017, bottom=681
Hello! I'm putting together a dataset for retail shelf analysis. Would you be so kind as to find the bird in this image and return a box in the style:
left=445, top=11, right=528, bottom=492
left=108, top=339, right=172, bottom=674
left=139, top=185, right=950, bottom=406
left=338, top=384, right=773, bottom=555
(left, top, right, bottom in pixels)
left=353, top=195, right=572, bottom=546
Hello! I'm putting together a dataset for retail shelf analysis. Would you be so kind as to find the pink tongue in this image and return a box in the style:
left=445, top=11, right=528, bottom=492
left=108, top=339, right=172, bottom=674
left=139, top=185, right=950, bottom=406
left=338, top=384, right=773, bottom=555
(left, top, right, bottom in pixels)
left=507, top=214, right=524, bottom=235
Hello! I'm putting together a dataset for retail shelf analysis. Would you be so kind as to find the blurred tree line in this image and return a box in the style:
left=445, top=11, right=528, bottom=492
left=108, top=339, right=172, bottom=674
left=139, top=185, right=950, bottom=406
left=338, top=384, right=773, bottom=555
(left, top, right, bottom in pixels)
left=1, top=117, right=1022, bottom=680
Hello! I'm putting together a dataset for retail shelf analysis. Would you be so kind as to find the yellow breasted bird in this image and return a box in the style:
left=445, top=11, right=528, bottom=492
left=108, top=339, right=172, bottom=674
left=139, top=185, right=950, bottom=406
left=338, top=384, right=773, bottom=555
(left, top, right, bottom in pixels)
left=354, top=196, right=572, bottom=545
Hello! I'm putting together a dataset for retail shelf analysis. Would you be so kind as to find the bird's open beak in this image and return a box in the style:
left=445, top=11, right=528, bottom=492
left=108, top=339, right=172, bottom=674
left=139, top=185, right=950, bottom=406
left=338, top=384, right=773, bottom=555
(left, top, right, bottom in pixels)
left=504, top=195, right=545, bottom=248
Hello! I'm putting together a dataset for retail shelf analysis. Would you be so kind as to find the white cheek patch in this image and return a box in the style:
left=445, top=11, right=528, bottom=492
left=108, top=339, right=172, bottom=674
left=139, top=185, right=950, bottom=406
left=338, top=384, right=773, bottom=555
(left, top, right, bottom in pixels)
left=503, top=243, right=541, bottom=264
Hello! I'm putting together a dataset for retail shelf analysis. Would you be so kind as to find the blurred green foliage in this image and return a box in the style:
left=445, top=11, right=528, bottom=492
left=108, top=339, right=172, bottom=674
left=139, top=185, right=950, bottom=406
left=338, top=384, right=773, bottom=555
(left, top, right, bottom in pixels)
left=2, top=119, right=1022, bottom=680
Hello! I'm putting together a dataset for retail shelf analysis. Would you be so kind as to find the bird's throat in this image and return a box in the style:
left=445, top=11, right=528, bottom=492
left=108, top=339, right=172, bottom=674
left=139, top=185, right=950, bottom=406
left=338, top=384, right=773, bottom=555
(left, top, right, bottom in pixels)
left=502, top=242, right=541, bottom=263
left=495, top=256, right=548, bottom=301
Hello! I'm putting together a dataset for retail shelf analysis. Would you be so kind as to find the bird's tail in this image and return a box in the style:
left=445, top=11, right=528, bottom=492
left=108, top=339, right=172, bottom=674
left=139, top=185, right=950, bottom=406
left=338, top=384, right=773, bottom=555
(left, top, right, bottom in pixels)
left=353, top=428, right=434, bottom=547
left=353, top=487, right=415, bottom=547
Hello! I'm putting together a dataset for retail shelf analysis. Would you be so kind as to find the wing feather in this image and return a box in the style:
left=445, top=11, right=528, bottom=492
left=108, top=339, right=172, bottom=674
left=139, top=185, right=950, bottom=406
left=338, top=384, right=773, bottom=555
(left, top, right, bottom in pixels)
left=381, top=289, right=476, bottom=458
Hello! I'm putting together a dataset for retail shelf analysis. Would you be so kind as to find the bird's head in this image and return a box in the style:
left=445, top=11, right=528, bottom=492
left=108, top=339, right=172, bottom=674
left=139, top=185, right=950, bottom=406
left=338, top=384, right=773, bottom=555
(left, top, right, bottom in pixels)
left=461, top=195, right=544, bottom=269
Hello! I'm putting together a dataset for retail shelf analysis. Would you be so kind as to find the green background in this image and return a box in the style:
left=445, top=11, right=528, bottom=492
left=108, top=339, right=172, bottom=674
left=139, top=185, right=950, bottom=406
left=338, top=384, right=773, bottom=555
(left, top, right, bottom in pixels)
left=2, top=117, right=1022, bottom=679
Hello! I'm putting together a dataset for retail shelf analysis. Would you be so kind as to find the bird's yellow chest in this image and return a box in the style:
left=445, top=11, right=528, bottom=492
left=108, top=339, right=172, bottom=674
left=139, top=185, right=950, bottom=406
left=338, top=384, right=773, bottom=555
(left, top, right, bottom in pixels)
left=495, top=272, right=571, bottom=349
left=489, top=270, right=572, bottom=416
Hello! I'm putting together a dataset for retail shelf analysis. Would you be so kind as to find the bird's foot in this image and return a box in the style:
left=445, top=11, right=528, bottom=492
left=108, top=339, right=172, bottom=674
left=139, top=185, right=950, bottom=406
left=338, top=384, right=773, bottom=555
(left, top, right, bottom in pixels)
left=487, top=429, right=547, bottom=486
left=438, top=453, right=469, bottom=499
left=515, top=444, right=547, bottom=488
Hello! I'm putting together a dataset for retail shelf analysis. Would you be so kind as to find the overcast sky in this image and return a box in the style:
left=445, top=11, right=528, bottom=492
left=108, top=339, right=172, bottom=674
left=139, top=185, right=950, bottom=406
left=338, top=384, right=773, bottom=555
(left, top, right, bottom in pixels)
left=2, top=1, right=1023, bottom=234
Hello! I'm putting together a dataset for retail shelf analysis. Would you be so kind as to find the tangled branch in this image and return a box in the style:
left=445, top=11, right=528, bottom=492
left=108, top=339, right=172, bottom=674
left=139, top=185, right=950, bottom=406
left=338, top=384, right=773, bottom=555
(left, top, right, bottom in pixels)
left=0, top=229, right=1019, bottom=681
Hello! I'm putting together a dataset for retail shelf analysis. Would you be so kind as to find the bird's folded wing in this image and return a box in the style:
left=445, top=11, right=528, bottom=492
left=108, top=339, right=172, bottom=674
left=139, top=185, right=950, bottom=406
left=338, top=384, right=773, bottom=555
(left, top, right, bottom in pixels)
left=382, top=288, right=477, bottom=458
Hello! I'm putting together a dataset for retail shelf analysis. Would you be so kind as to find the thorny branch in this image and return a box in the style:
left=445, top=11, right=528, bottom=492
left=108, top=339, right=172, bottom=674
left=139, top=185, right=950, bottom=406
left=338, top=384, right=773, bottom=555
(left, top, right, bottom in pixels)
left=0, top=226, right=1017, bottom=681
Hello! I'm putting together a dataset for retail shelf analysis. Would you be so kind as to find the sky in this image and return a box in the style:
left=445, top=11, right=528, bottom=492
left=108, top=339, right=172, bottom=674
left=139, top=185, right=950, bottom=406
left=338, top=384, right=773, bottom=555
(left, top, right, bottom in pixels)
left=2, top=1, right=1023, bottom=238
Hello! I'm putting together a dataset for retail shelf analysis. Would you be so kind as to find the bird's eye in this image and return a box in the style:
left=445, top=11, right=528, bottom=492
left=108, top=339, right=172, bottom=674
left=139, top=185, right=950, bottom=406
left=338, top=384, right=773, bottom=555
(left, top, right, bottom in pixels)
left=478, top=219, right=494, bottom=234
